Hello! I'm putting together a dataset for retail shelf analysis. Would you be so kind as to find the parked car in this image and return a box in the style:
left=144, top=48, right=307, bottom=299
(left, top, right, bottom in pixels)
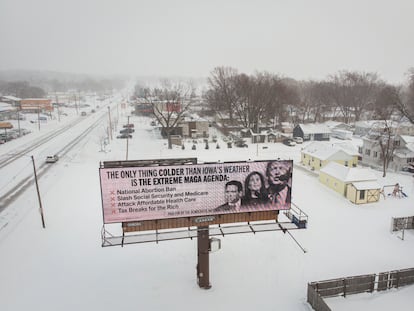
left=21, top=128, right=31, bottom=135
left=283, top=139, right=296, bottom=147
left=235, top=140, right=248, bottom=148
left=117, top=133, right=132, bottom=139
left=46, top=155, right=59, bottom=163
left=81, top=111, right=87, bottom=116
left=150, top=121, right=156, bottom=126
left=120, top=128, right=134, bottom=134
left=123, top=123, right=134, bottom=128
left=293, top=137, right=303, bottom=144
left=402, top=164, right=414, bottom=173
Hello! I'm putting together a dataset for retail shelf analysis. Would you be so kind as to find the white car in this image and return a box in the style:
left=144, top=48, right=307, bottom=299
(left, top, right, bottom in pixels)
left=293, top=137, right=303, bottom=144
left=46, top=155, right=59, bottom=163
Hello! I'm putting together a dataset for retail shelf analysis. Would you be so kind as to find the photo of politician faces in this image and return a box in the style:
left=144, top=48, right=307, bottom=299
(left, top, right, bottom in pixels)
left=214, top=160, right=292, bottom=213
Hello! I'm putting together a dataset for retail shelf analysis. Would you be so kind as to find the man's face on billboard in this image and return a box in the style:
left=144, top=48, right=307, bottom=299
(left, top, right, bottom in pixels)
left=267, top=162, right=290, bottom=186
left=225, top=184, right=241, bottom=204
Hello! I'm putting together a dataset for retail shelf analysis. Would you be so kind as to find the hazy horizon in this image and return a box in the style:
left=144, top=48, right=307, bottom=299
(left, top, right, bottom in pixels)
left=1, top=0, right=413, bottom=84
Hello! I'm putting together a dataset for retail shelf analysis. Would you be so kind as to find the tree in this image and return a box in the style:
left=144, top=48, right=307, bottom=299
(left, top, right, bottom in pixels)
left=140, top=80, right=195, bottom=149
left=368, top=120, right=398, bottom=177
left=204, top=66, right=239, bottom=124
left=329, top=71, right=381, bottom=123
left=372, top=84, right=401, bottom=120
left=295, top=80, right=334, bottom=123
left=1, top=81, right=46, bottom=98
left=395, top=69, right=414, bottom=124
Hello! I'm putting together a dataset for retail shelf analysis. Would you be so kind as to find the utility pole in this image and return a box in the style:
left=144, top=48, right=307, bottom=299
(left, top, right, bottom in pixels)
left=108, top=106, right=113, bottom=141
left=55, top=93, right=60, bottom=122
left=17, top=109, right=21, bottom=136
left=37, top=106, right=41, bottom=131
left=126, top=116, right=130, bottom=160
left=75, top=93, right=79, bottom=115
left=31, top=156, right=45, bottom=228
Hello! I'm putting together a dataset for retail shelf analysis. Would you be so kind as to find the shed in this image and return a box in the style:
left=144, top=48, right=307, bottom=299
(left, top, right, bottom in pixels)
left=346, top=181, right=381, bottom=204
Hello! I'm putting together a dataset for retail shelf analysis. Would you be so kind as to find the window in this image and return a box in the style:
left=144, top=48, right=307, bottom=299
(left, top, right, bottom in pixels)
left=359, top=190, right=365, bottom=200
left=374, top=151, right=378, bottom=158
left=365, top=149, right=371, bottom=156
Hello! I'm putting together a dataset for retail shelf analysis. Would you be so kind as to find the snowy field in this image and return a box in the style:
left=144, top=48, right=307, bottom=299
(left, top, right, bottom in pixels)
left=0, top=103, right=413, bottom=311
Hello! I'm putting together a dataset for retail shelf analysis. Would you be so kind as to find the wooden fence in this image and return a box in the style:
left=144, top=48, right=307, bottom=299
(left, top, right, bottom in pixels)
left=307, top=267, right=414, bottom=311
left=391, top=216, right=414, bottom=232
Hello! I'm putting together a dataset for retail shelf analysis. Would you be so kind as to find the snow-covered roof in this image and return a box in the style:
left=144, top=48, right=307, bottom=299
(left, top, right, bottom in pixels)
left=351, top=181, right=381, bottom=190
left=181, top=115, right=208, bottom=122
left=1, top=95, right=21, bottom=101
left=332, top=128, right=353, bottom=134
left=320, top=162, right=377, bottom=183
left=394, top=148, right=414, bottom=158
left=0, top=102, right=16, bottom=112
left=302, top=141, right=359, bottom=160
left=400, top=135, right=414, bottom=145
left=297, top=123, right=331, bottom=134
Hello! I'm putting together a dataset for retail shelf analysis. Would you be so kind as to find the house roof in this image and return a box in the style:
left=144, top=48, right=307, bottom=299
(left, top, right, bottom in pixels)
left=297, top=123, right=331, bottom=134
left=351, top=181, right=381, bottom=190
left=302, top=141, right=359, bottom=160
left=400, top=135, right=414, bottom=144
left=1, top=95, right=21, bottom=101
left=320, top=162, right=377, bottom=183
left=0, top=102, right=16, bottom=112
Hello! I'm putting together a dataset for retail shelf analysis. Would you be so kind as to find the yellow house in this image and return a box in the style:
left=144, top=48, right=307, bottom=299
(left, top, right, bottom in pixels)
left=301, top=141, right=359, bottom=171
left=319, top=162, right=380, bottom=204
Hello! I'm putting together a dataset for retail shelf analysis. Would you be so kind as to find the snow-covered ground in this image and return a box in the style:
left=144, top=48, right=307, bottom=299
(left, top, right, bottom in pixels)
left=0, top=103, right=413, bottom=311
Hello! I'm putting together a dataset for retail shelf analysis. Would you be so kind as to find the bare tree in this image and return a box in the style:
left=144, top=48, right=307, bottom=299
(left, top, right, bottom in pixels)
left=368, top=120, right=398, bottom=177
left=329, top=71, right=381, bottom=123
left=205, top=66, right=239, bottom=124
left=227, top=72, right=297, bottom=130
left=395, top=69, right=414, bottom=124
left=141, top=80, right=194, bottom=149
left=295, top=80, right=334, bottom=123
left=373, top=84, right=402, bottom=120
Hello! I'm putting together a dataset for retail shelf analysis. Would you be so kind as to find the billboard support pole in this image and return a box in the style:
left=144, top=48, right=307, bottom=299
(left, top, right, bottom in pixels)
left=197, top=226, right=211, bottom=289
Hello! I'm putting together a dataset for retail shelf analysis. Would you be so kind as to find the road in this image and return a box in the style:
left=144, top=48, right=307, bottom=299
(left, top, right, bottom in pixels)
left=0, top=97, right=119, bottom=213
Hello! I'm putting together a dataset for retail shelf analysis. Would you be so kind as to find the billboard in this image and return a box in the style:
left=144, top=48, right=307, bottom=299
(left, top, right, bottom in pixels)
left=100, top=160, right=292, bottom=224
left=20, top=99, right=53, bottom=112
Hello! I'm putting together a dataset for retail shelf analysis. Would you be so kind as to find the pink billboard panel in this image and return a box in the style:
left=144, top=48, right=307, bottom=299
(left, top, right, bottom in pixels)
left=100, top=160, right=292, bottom=224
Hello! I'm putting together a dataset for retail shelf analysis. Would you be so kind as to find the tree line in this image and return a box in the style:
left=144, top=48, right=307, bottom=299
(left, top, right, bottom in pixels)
left=0, top=77, right=126, bottom=99
left=204, top=66, right=414, bottom=127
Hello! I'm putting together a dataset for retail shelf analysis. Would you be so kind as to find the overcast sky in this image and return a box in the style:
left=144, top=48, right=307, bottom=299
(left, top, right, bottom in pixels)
left=0, top=0, right=413, bottom=83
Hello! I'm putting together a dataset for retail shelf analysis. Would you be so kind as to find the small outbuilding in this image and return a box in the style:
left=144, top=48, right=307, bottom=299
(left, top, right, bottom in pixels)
left=346, top=181, right=382, bottom=204
left=319, top=162, right=380, bottom=204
